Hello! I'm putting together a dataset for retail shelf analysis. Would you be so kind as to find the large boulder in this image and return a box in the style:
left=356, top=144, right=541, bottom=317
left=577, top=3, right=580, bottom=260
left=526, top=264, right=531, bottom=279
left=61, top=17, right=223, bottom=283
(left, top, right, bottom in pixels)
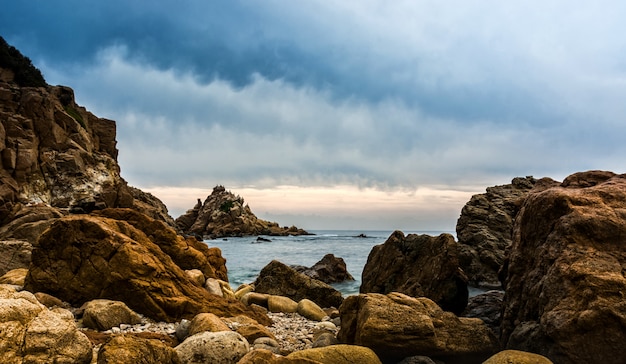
left=338, top=292, right=499, bottom=363
left=175, top=185, right=310, bottom=238
left=500, top=171, right=626, bottom=364
left=461, top=290, right=504, bottom=338
left=0, top=284, right=92, bottom=363
left=24, top=213, right=270, bottom=325
left=97, top=335, right=181, bottom=363
left=254, top=260, right=344, bottom=309
left=455, top=176, right=539, bottom=288
left=293, top=254, right=355, bottom=284
left=93, top=208, right=228, bottom=281
left=360, top=231, right=468, bottom=315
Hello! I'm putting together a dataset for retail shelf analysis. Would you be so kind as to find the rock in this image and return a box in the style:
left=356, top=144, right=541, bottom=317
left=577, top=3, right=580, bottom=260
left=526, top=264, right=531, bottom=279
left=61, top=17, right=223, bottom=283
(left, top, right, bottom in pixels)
left=455, top=176, right=539, bottom=288
left=128, top=186, right=178, bottom=231
left=187, top=312, right=231, bottom=336
left=338, top=292, right=499, bottom=363
left=236, top=322, right=276, bottom=343
left=286, top=344, right=382, bottom=364
left=175, top=331, right=250, bottom=364
left=483, top=350, right=553, bottom=364
left=0, top=284, right=92, bottom=363
left=293, top=254, right=355, bottom=284
left=242, top=292, right=270, bottom=307
left=252, top=337, right=282, bottom=355
left=97, top=335, right=181, bottom=363
left=297, top=299, right=327, bottom=321
left=0, top=206, right=64, bottom=245
left=185, top=269, right=206, bottom=287
left=175, top=319, right=191, bottom=342
left=82, top=299, right=143, bottom=331
left=312, top=331, right=338, bottom=348
left=0, top=267, right=28, bottom=286
left=0, top=239, right=32, bottom=275
left=206, top=277, right=224, bottom=297
left=500, top=171, right=626, bottom=364
left=235, top=284, right=255, bottom=299
left=175, top=185, right=310, bottom=238
left=93, top=208, right=228, bottom=281
left=24, top=213, right=270, bottom=325
left=238, top=349, right=301, bottom=364
left=255, top=260, right=343, bottom=309
left=360, top=231, right=469, bottom=315
left=268, top=295, right=299, bottom=313
left=461, top=290, right=504, bottom=338
left=34, top=292, right=67, bottom=308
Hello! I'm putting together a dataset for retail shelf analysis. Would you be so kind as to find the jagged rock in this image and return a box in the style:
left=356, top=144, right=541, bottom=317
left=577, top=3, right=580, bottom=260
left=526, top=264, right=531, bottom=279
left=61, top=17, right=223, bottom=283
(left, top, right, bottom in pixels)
left=24, top=213, right=270, bottom=325
left=293, top=254, right=355, bottom=284
left=500, top=171, right=626, bottom=364
left=286, top=345, right=383, bottom=364
left=129, top=186, right=178, bottom=231
left=360, top=231, right=468, bottom=315
left=0, top=205, right=64, bottom=244
left=0, top=40, right=178, bottom=234
left=483, top=350, right=553, bottom=364
left=175, top=186, right=310, bottom=238
left=97, top=335, right=181, bottom=364
left=461, top=290, right=504, bottom=338
left=0, top=284, right=92, bottom=364
left=0, top=240, right=32, bottom=275
left=175, top=331, right=250, bottom=364
left=81, top=299, right=143, bottom=331
left=455, top=176, right=540, bottom=288
left=338, top=292, right=499, bottom=363
left=254, top=260, right=344, bottom=309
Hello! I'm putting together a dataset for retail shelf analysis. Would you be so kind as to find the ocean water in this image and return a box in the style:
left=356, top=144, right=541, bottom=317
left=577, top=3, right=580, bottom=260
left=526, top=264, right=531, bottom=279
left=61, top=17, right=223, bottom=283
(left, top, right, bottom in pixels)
left=205, top=230, right=454, bottom=296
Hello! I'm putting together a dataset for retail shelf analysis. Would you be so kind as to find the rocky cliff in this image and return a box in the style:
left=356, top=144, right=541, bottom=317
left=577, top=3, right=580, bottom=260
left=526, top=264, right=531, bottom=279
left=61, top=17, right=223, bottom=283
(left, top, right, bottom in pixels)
left=176, top=185, right=310, bottom=238
left=0, top=37, right=174, bottom=234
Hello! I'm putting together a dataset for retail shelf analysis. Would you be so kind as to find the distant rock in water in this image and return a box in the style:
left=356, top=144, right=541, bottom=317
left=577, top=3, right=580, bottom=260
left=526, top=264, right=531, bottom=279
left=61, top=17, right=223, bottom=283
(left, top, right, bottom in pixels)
left=175, top=185, right=310, bottom=239
left=292, top=253, right=355, bottom=284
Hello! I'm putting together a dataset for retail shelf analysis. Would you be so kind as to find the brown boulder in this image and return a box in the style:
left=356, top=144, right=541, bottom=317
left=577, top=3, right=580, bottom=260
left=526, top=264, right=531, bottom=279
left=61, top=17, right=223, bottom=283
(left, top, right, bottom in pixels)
left=82, top=299, right=143, bottom=331
left=97, top=335, right=181, bottom=364
left=0, top=267, right=28, bottom=286
left=254, top=260, right=343, bottom=309
left=338, top=292, right=499, bottom=363
left=360, top=231, right=468, bottom=314
left=287, top=344, right=382, bottom=364
left=293, top=254, right=354, bottom=284
left=483, top=350, right=553, bottom=364
left=455, top=176, right=540, bottom=288
left=187, top=312, right=231, bottom=336
left=24, top=213, right=270, bottom=325
left=500, top=171, right=626, bottom=364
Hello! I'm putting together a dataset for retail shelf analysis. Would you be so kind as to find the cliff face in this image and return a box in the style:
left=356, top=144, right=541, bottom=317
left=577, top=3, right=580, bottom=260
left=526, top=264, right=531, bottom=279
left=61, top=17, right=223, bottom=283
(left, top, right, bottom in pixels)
left=0, top=41, right=174, bottom=231
left=176, top=185, right=310, bottom=238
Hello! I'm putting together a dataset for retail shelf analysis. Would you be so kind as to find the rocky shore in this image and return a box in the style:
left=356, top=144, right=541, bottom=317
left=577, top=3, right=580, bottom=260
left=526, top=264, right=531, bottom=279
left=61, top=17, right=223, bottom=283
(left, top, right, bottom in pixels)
left=1, top=38, right=625, bottom=363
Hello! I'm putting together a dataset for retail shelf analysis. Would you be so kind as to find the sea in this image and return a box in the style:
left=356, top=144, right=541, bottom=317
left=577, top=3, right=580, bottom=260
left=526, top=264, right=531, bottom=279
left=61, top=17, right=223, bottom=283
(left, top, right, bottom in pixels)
left=205, top=230, right=454, bottom=297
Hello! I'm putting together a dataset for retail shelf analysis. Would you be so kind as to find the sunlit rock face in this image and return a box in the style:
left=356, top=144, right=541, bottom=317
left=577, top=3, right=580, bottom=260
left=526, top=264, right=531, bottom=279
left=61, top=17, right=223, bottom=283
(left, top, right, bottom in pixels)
left=501, top=170, right=626, bottom=364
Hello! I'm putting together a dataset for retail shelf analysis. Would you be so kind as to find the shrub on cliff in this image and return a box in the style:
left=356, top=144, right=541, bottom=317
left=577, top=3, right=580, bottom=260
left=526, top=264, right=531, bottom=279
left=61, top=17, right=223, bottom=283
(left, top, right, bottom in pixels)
left=0, top=36, right=47, bottom=87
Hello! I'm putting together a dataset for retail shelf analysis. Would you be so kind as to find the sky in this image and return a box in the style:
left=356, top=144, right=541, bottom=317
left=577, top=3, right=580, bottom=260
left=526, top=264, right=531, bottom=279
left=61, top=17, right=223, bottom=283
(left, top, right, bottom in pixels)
left=2, top=1, right=626, bottom=231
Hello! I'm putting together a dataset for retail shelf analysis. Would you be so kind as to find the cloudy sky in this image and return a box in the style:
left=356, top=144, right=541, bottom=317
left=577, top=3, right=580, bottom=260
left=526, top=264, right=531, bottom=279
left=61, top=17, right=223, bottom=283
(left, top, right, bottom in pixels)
left=2, top=1, right=625, bottom=231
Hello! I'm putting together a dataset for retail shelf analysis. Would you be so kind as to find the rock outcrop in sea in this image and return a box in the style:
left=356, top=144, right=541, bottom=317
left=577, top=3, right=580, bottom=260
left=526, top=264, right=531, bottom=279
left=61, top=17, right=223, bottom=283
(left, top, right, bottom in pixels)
left=176, top=185, right=310, bottom=238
